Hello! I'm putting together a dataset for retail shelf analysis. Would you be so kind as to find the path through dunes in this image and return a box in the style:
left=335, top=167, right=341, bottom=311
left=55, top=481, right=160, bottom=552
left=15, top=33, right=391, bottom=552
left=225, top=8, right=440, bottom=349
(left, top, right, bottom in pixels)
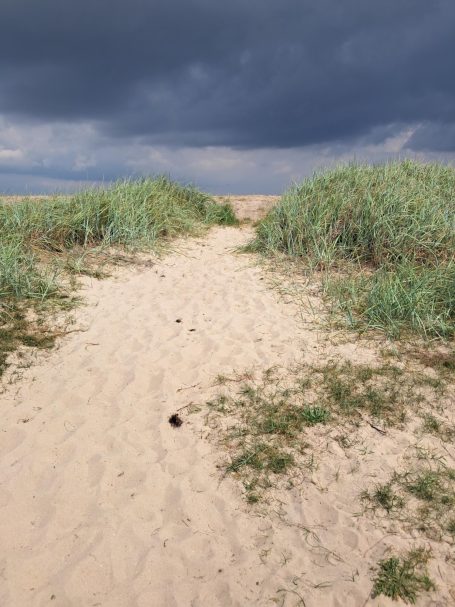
left=0, top=226, right=312, bottom=606
left=1, top=224, right=453, bottom=607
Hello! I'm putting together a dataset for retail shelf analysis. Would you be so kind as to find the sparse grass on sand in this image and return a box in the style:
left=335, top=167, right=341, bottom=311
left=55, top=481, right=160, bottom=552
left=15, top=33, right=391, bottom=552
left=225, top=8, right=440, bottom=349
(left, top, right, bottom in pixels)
left=0, top=176, right=236, bottom=376
left=249, top=160, right=455, bottom=338
left=206, top=362, right=448, bottom=505
left=201, top=360, right=452, bottom=604
left=362, top=445, right=455, bottom=542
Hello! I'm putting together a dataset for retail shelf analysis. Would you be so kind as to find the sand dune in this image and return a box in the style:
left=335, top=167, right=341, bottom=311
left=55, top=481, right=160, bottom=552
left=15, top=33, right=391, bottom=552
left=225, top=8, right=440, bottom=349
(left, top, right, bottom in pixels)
left=0, top=224, right=453, bottom=606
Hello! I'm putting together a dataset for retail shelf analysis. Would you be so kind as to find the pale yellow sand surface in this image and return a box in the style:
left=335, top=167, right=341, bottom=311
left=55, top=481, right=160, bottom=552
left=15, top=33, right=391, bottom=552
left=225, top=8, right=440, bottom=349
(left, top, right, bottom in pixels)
left=215, top=195, right=279, bottom=222
left=0, top=222, right=453, bottom=606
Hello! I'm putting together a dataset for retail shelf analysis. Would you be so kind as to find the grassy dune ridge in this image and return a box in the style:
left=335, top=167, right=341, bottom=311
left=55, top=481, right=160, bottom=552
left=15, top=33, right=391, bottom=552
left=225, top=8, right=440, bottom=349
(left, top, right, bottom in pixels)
left=251, top=160, right=455, bottom=337
left=0, top=176, right=235, bottom=299
left=0, top=176, right=236, bottom=373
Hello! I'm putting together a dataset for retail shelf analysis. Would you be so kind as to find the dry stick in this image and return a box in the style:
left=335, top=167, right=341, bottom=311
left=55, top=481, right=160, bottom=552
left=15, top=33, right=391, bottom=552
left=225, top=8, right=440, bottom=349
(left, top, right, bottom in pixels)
left=45, top=327, right=89, bottom=338
left=176, top=382, right=200, bottom=392
left=366, top=419, right=387, bottom=435
left=84, top=342, right=100, bottom=350
left=176, top=401, right=195, bottom=412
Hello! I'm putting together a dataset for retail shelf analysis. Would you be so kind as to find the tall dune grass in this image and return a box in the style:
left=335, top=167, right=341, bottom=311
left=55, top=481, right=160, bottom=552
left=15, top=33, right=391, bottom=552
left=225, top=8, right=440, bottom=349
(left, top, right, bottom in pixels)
left=0, top=176, right=236, bottom=373
left=250, top=161, right=455, bottom=338
left=0, top=176, right=236, bottom=299
left=0, top=238, right=58, bottom=299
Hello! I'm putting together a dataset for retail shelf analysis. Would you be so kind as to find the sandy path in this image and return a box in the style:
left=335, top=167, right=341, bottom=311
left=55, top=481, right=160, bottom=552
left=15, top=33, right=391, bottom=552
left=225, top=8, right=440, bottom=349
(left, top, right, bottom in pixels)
left=1, top=225, right=453, bottom=607
left=0, top=227, right=312, bottom=606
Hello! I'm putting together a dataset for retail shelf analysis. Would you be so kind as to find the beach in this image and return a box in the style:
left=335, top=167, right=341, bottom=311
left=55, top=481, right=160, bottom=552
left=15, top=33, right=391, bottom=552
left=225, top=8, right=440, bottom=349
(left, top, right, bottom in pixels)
left=0, top=199, right=454, bottom=606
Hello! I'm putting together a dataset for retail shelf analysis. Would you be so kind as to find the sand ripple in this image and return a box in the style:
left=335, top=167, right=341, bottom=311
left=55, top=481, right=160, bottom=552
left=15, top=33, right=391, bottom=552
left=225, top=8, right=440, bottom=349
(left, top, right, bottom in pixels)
left=0, top=227, right=452, bottom=606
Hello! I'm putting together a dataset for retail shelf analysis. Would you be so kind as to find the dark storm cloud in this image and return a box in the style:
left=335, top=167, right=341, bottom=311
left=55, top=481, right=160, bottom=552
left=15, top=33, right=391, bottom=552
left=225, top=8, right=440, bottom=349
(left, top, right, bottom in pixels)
left=1, top=0, right=454, bottom=150
left=407, top=123, right=455, bottom=152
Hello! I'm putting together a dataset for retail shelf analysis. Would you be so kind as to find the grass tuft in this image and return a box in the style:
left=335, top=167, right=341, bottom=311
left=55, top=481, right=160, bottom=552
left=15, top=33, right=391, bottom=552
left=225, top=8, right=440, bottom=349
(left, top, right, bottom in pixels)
left=300, top=405, right=330, bottom=425
left=372, top=547, right=435, bottom=604
left=362, top=482, right=405, bottom=514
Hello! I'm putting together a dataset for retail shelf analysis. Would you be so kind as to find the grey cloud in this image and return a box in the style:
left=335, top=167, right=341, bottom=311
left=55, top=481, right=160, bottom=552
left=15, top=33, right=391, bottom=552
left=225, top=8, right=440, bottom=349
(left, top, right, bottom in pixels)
left=407, top=123, right=455, bottom=152
left=1, top=0, right=455, bottom=192
left=1, top=0, right=454, bottom=150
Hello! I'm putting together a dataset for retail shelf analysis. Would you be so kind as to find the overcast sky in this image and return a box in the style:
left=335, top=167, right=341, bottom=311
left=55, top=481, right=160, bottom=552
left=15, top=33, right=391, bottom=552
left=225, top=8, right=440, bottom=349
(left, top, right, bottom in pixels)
left=1, top=0, right=454, bottom=194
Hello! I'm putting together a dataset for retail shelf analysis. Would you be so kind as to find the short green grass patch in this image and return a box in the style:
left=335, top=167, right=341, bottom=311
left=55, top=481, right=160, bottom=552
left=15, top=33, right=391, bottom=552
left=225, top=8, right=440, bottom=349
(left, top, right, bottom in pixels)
left=372, top=547, right=435, bottom=604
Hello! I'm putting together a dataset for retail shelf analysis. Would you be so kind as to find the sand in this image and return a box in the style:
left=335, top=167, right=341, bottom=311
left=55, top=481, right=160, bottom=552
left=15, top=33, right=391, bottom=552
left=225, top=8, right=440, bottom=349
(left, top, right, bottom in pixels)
left=0, top=214, right=454, bottom=606
left=214, top=195, right=280, bottom=222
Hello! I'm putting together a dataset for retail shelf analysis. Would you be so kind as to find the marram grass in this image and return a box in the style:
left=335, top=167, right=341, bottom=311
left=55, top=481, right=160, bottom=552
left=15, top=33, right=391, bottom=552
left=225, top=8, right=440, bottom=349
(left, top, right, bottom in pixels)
left=0, top=176, right=236, bottom=374
left=251, top=160, right=455, bottom=338
left=0, top=176, right=236, bottom=299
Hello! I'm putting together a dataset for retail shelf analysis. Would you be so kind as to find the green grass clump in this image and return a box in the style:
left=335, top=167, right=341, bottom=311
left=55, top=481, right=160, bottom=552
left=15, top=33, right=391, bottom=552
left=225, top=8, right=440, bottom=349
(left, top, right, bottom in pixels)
left=0, top=176, right=236, bottom=376
left=206, top=369, right=330, bottom=501
left=362, top=482, right=405, bottom=514
left=300, top=405, right=330, bottom=425
left=327, top=260, right=455, bottom=338
left=372, top=547, right=435, bottom=604
left=251, top=160, right=455, bottom=338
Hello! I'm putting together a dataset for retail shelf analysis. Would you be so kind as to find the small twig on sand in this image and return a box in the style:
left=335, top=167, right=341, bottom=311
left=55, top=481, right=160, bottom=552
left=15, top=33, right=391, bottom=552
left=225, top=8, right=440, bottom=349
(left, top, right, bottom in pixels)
left=84, top=342, right=100, bottom=349
left=176, top=401, right=195, bottom=412
left=366, top=420, right=386, bottom=435
left=47, top=327, right=89, bottom=338
left=177, top=382, right=200, bottom=392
